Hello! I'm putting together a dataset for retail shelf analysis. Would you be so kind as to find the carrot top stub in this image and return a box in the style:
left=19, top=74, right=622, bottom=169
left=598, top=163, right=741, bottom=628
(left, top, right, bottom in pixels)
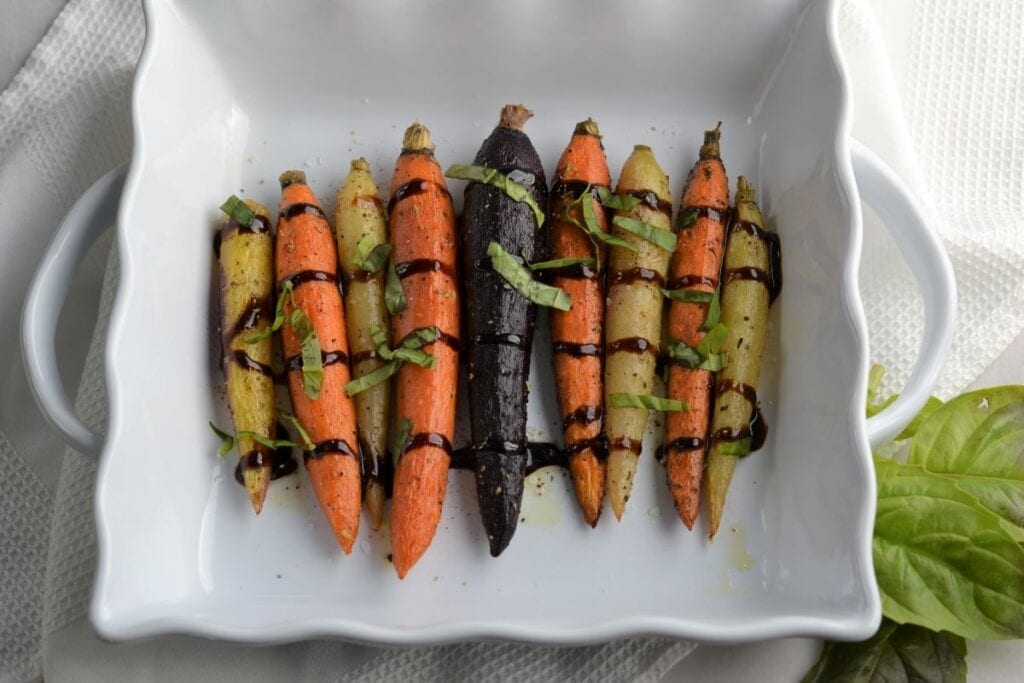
left=279, top=169, right=307, bottom=189
left=402, top=122, right=435, bottom=153
left=699, top=123, right=722, bottom=160
left=498, top=104, right=533, bottom=131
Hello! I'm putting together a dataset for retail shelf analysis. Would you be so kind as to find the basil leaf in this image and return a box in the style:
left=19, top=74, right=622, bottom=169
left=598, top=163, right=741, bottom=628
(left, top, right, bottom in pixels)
left=345, top=359, right=401, bottom=396
left=399, top=326, right=440, bottom=350
left=528, top=257, right=596, bottom=271
left=370, top=325, right=437, bottom=368
left=665, top=338, right=726, bottom=372
left=369, top=325, right=393, bottom=360
left=289, top=307, right=323, bottom=399
left=662, top=288, right=714, bottom=303
left=873, top=457, right=1024, bottom=639
left=279, top=410, right=313, bottom=450
left=674, top=208, right=697, bottom=232
left=353, top=234, right=392, bottom=274
left=595, top=186, right=641, bottom=212
left=243, top=282, right=291, bottom=343
left=907, top=387, right=1024, bottom=541
left=392, top=346, right=436, bottom=368
left=801, top=619, right=967, bottom=683
left=701, top=290, right=721, bottom=330
left=612, top=215, right=677, bottom=252
left=583, top=192, right=636, bottom=252
left=609, top=393, right=688, bottom=412
left=391, top=417, right=413, bottom=467
left=487, top=241, right=571, bottom=311
left=220, top=195, right=254, bottom=228
left=717, top=438, right=751, bottom=456
left=209, top=422, right=235, bottom=457
left=445, top=164, right=545, bottom=228
left=385, top=259, right=407, bottom=315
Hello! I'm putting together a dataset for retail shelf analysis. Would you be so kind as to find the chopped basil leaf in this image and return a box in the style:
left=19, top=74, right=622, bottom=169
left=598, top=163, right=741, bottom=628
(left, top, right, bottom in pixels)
left=596, top=186, right=641, bottom=212
left=279, top=410, right=314, bottom=450
left=370, top=325, right=437, bottom=368
left=583, top=189, right=636, bottom=252
left=487, top=241, right=571, bottom=311
left=345, top=359, right=401, bottom=396
left=718, top=438, right=752, bottom=456
left=353, top=234, right=391, bottom=274
left=445, top=164, right=545, bottom=228
left=391, top=417, right=413, bottom=467
left=385, top=259, right=407, bottom=315
left=609, top=393, right=688, bottom=412
left=289, top=307, right=323, bottom=399
left=701, top=290, right=721, bottom=330
left=369, top=325, right=392, bottom=359
left=243, top=281, right=291, bottom=344
left=392, top=346, right=436, bottom=368
left=220, top=195, right=255, bottom=228
left=209, top=422, right=235, bottom=457
left=665, top=337, right=727, bottom=372
left=662, top=288, right=714, bottom=303
left=528, top=257, right=596, bottom=271
left=674, top=208, right=698, bottom=232
left=612, top=215, right=678, bottom=252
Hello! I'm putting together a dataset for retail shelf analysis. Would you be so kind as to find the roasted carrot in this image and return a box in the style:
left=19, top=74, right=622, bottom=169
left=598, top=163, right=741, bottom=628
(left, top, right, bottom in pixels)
left=335, top=158, right=391, bottom=530
left=388, top=124, right=460, bottom=578
left=604, top=146, right=674, bottom=519
left=705, top=177, right=778, bottom=538
left=218, top=198, right=276, bottom=514
left=663, top=125, right=729, bottom=528
left=548, top=118, right=612, bottom=527
left=276, top=170, right=360, bottom=553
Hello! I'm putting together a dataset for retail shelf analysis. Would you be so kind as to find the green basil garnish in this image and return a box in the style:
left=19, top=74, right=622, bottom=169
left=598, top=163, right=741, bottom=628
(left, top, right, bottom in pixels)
left=674, top=208, right=698, bottom=232
left=385, top=258, right=407, bottom=315
left=487, top=241, right=571, bottom=311
left=208, top=422, right=299, bottom=457
left=528, top=257, right=596, bottom=271
left=717, top=438, right=752, bottom=456
left=445, top=164, right=545, bottom=228
left=243, top=281, right=291, bottom=344
left=609, top=393, right=688, bottom=412
left=344, top=359, right=401, bottom=396
left=279, top=410, right=314, bottom=450
left=596, top=186, right=641, bottom=212
left=220, top=195, right=255, bottom=228
left=665, top=322, right=729, bottom=372
left=701, top=290, right=722, bottom=331
left=353, top=234, right=391, bottom=274
left=662, top=288, right=714, bottom=303
left=391, top=417, right=413, bottom=467
left=288, top=306, right=322, bottom=399
left=612, top=215, right=678, bottom=252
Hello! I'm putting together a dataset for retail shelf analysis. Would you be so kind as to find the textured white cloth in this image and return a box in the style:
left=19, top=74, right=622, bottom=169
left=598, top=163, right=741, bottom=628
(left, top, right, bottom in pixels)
left=1, top=0, right=1022, bottom=680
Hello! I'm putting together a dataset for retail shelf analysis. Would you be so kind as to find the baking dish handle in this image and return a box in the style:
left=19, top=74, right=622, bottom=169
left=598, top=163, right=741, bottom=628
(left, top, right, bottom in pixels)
left=21, top=164, right=126, bottom=457
left=850, top=140, right=957, bottom=447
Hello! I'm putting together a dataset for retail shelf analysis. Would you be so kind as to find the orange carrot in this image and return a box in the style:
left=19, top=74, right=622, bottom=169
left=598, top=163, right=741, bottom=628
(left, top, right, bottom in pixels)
left=548, top=119, right=611, bottom=527
left=388, top=123, right=460, bottom=578
left=276, top=170, right=360, bottom=553
left=664, top=125, right=729, bottom=528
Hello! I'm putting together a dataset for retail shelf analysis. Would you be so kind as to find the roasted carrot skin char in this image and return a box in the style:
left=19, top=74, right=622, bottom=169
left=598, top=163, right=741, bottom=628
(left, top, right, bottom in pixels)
left=335, top=158, right=391, bottom=531
left=388, top=124, right=460, bottom=578
left=460, top=105, right=549, bottom=556
left=548, top=119, right=610, bottom=527
left=276, top=171, right=361, bottom=553
left=219, top=199, right=276, bottom=514
left=664, top=126, right=729, bottom=529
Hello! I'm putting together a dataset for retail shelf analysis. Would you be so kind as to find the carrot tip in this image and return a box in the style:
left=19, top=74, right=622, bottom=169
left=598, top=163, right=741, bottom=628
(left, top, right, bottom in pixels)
left=736, top=176, right=755, bottom=203
left=700, top=124, right=722, bottom=160
left=573, top=117, right=602, bottom=138
left=498, top=104, right=533, bottom=131
left=402, top=122, right=434, bottom=153
left=279, top=169, right=307, bottom=189
left=350, top=157, right=371, bottom=172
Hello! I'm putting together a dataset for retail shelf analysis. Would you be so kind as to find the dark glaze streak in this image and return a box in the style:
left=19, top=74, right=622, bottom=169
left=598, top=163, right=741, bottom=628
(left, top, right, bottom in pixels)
left=712, top=380, right=769, bottom=453
left=387, top=179, right=453, bottom=215
left=435, top=331, right=462, bottom=353
left=451, top=442, right=568, bottom=474
left=717, top=379, right=758, bottom=404
left=728, top=219, right=783, bottom=304
left=359, top=436, right=392, bottom=494
left=342, top=269, right=374, bottom=286
left=230, top=349, right=273, bottom=377
left=564, top=435, right=608, bottom=461
left=667, top=274, right=718, bottom=290
left=552, top=341, right=602, bottom=358
left=304, top=438, right=358, bottom=463
left=286, top=350, right=349, bottom=371
left=550, top=179, right=608, bottom=201
left=280, top=203, right=328, bottom=222
left=607, top=337, right=657, bottom=356
left=281, top=269, right=339, bottom=290
left=664, top=436, right=706, bottom=454
left=227, top=296, right=271, bottom=340
left=395, top=258, right=457, bottom=282
left=563, top=405, right=602, bottom=429
left=400, top=432, right=455, bottom=459
left=610, top=267, right=665, bottom=288
left=350, top=349, right=379, bottom=365
left=543, top=262, right=599, bottom=281
left=626, top=190, right=672, bottom=217
left=234, top=423, right=298, bottom=485
left=681, top=205, right=730, bottom=227
left=609, top=436, right=643, bottom=455
left=474, top=333, right=528, bottom=349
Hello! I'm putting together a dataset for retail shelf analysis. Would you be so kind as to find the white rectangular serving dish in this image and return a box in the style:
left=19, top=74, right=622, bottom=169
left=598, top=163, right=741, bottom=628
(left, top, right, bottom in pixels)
left=94, top=0, right=881, bottom=644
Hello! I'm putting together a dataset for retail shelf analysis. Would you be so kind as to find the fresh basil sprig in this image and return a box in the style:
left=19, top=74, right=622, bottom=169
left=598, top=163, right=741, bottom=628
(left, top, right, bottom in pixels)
left=384, top=258, right=407, bottom=315
left=612, top=215, right=677, bottom=253
left=665, top=322, right=729, bottom=372
left=353, top=234, right=392, bottom=274
left=528, top=257, right=596, bottom=272
left=445, top=164, right=545, bottom=228
left=609, top=393, right=688, bottom=412
left=344, top=326, right=439, bottom=396
left=209, top=422, right=298, bottom=457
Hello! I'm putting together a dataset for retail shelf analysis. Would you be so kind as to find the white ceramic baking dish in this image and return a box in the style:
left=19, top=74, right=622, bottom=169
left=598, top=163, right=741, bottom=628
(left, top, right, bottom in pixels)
left=23, top=0, right=956, bottom=645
